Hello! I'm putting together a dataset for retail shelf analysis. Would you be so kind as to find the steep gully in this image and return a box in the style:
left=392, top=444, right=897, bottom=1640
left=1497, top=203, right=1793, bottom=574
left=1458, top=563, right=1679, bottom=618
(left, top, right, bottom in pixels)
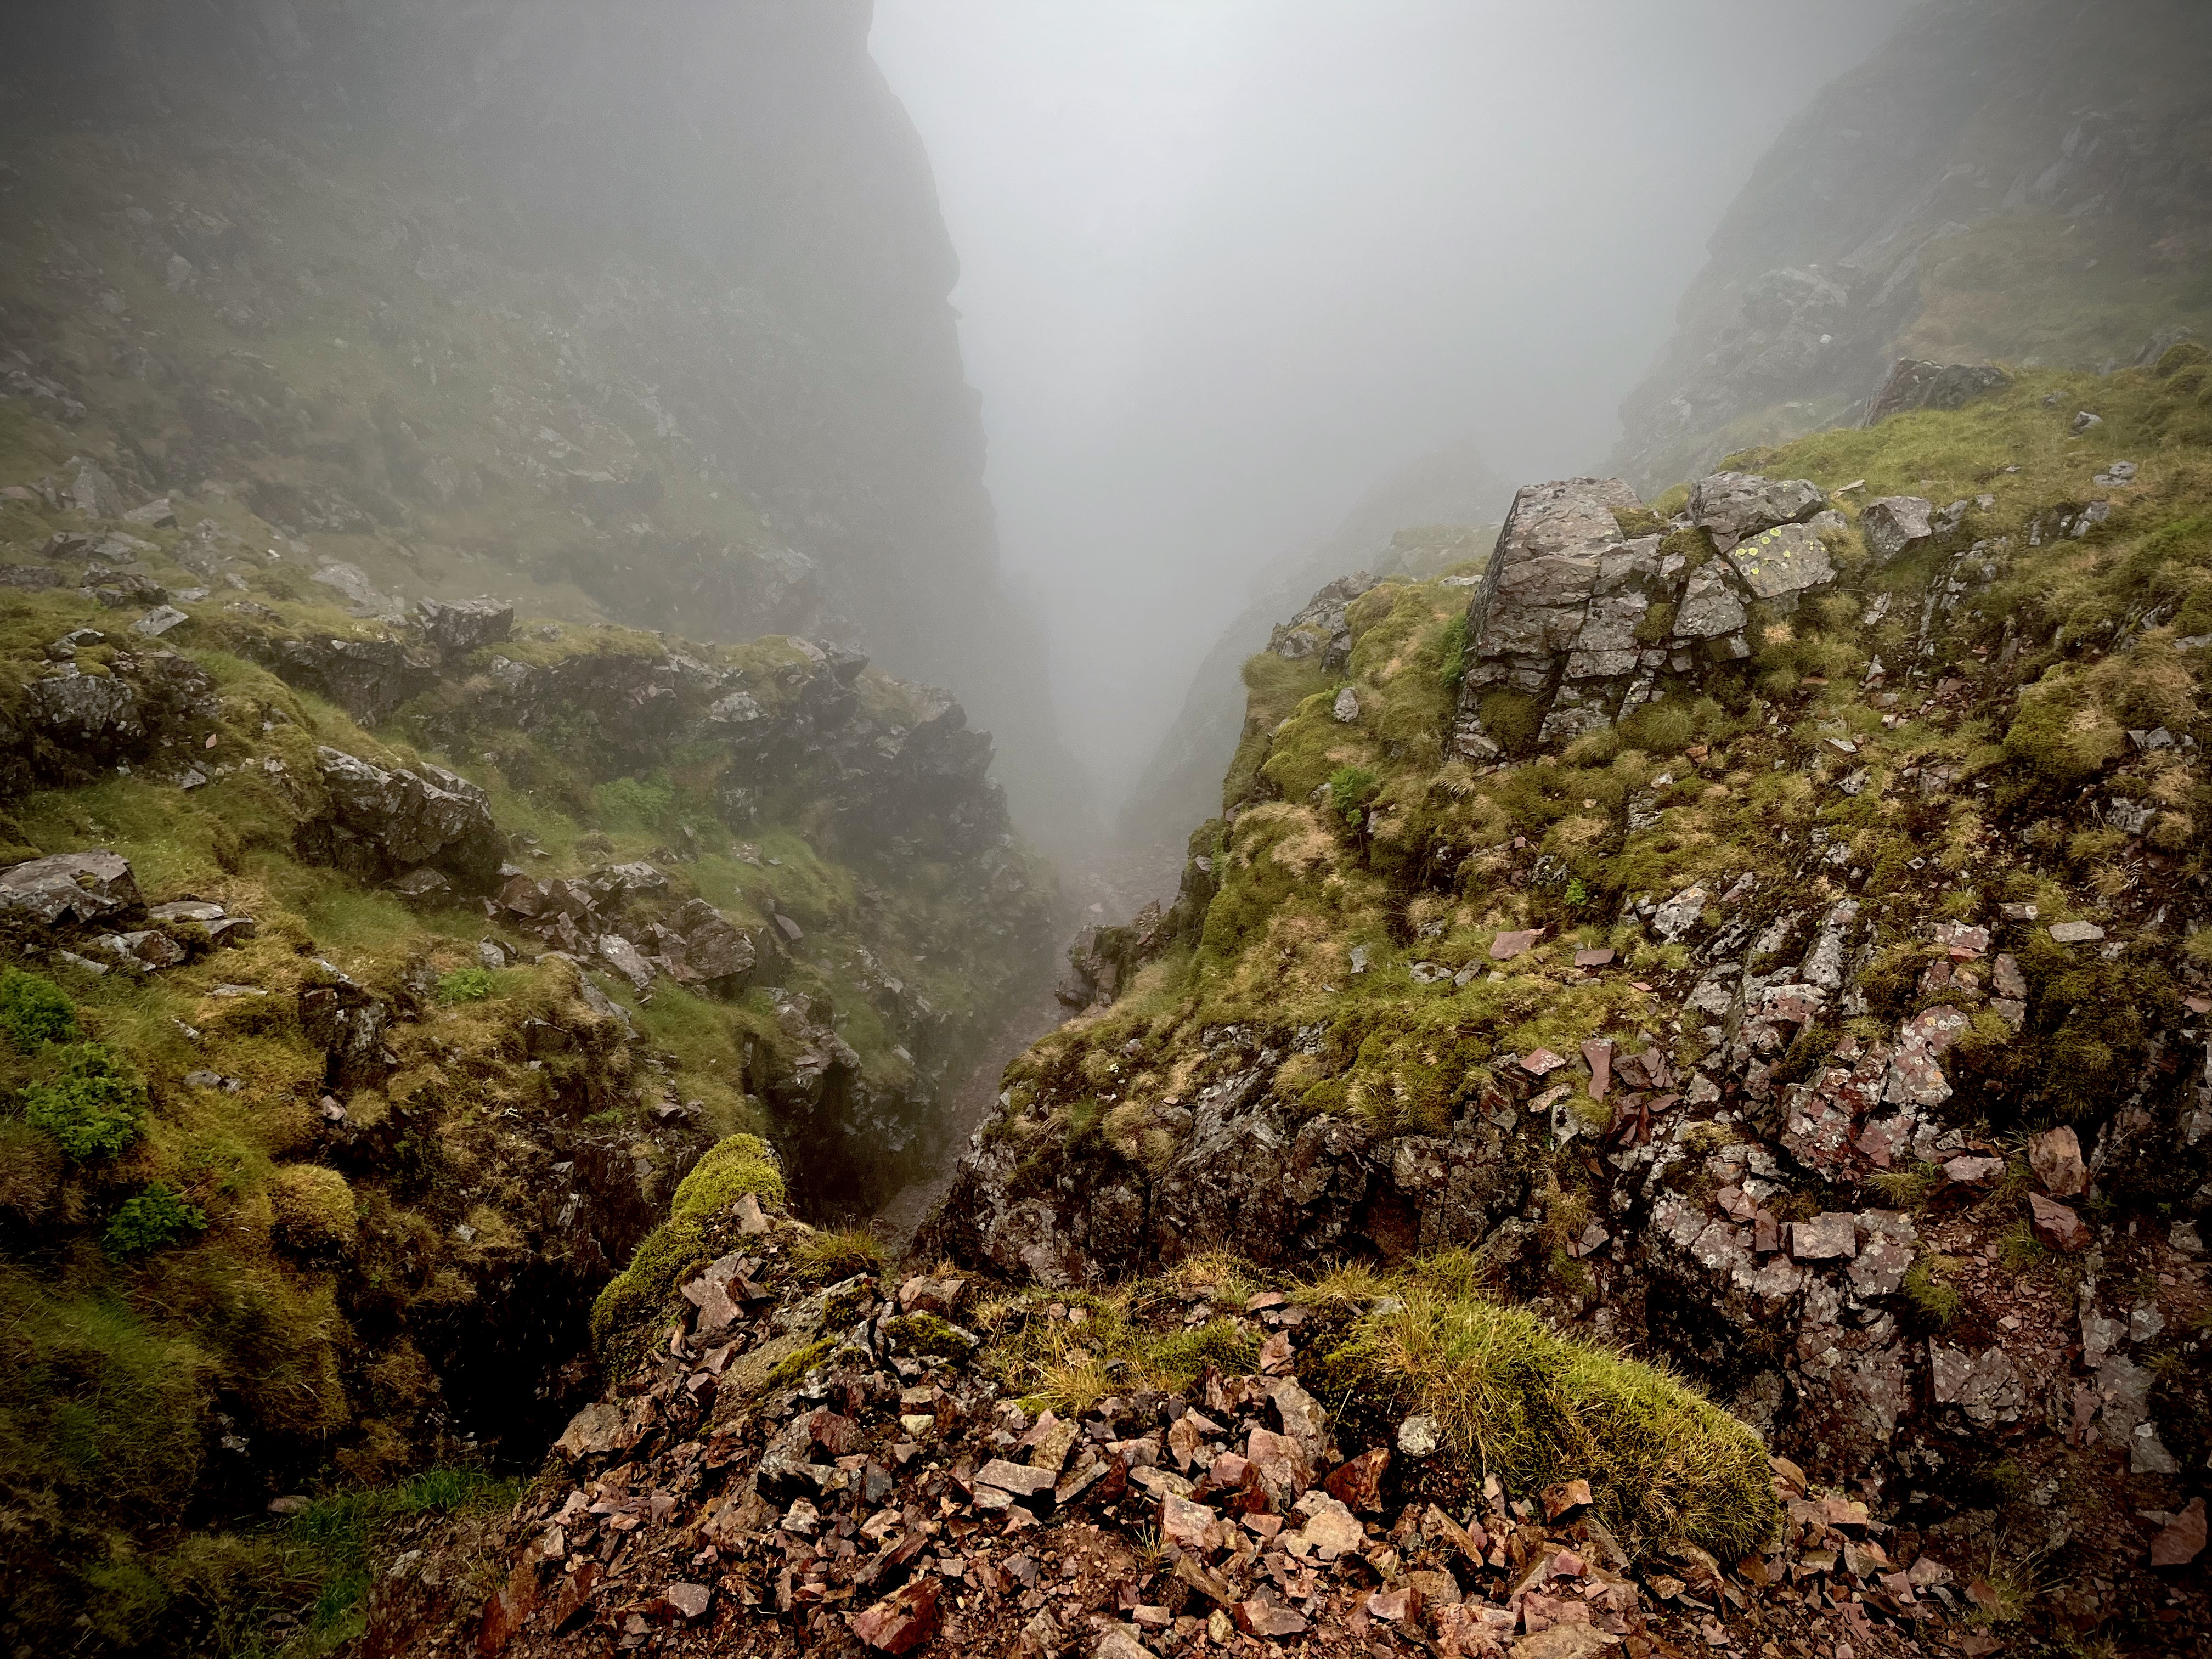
left=871, top=859, right=1173, bottom=1251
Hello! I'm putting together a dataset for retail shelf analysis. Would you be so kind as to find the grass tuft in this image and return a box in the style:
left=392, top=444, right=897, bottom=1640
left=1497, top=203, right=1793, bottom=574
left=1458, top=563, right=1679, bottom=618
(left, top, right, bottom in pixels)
left=790, top=1227, right=888, bottom=1286
left=1316, top=1252, right=1777, bottom=1561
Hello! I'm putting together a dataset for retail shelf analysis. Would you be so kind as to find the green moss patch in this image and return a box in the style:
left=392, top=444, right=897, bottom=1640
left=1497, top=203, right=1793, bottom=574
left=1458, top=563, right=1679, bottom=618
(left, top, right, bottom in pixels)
left=589, top=1133, right=786, bottom=1353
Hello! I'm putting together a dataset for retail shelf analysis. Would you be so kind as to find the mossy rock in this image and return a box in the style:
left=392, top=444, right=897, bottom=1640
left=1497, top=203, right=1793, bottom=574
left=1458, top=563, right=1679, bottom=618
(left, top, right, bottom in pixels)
left=589, top=1133, right=785, bottom=1354
left=269, top=1165, right=360, bottom=1256
left=883, top=1312, right=979, bottom=1361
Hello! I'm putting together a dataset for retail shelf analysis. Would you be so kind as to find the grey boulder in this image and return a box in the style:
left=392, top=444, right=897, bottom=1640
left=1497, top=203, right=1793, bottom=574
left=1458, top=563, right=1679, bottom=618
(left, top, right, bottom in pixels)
left=1864, top=360, right=2012, bottom=426
left=65, top=456, right=126, bottom=518
left=1859, top=496, right=1935, bottom=563
left=0, top=850, right=142, bottom=924
left=25, top=668, right=144, bottom=746
left=414, top=597, right=514, bottom=658
left=1726, top=523, right=1837, bottom=601
left=1689, top=472, right=1826, bottom=542
left=312, top=747, right=502, bottom=884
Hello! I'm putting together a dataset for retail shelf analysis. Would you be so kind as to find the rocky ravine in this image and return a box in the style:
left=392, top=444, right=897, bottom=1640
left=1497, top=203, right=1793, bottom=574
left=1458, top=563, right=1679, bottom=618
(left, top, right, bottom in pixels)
left=335, top=356, right=2210, bottom=1659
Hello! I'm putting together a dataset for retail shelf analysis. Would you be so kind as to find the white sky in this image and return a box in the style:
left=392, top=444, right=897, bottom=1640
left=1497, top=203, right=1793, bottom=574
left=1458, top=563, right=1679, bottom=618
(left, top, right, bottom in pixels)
left=870, top=1, right=1914, bottom=807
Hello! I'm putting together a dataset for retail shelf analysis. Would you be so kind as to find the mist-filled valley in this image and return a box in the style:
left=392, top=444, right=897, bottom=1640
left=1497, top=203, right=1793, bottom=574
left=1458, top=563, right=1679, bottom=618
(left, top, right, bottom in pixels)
left=1, top=2, right=2209, bottom=1655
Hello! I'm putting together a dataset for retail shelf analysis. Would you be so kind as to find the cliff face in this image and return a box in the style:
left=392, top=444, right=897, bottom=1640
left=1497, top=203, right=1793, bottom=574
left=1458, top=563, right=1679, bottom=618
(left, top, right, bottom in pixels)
left=1614, top=0, right=2212, bottom=490
left=0, top=0, right=1077, bottom=843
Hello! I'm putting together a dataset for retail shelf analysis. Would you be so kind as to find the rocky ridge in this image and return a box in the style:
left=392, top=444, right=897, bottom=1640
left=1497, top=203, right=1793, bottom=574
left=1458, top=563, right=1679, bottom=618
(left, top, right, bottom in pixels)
left=1612, top=0, right=2212, bottom=490
left=924, top=356, right=2212, bottom=1652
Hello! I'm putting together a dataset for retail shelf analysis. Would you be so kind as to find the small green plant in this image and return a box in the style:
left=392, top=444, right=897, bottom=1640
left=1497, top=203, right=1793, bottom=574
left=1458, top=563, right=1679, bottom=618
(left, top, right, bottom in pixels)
left=104, top=1183, right=208, bottom=1256
left=1869, top=1163, right=1942, bottom=1211
left=0, top=968, right=77, bottom=1050
left=1905, top=1252, right=1968, bottom=1327
left=790, top=1227, right=887, bottom=1285
left=1564, top=876, right=1590, bottom=908
left=1328, top=764, right=1381, bottom=831
left=21, top=1044, right=148, bottom=1161
left=1435, top=613, right=1468, bottom=689
left=435, top=967, right=496, bottom=1003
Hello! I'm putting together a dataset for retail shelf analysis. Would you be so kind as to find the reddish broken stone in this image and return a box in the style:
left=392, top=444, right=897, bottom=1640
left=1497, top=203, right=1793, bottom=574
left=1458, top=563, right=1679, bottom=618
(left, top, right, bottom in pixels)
left=1491, top=928, right=1543, bottom=960
left=1233, top=1593, right=1310, bottom=1638
left=2028, top=1191, right=2090, bottom=1253
left=850, top=1577, right=941, bottom=1655
left=662, top=1582, right=712, bottom=1620
left=1573, top=947, right=1615, bottom=968
left=1521, top=1047, right=1566, bottom=1076
left=2151, top=1497, right=2207, bottom=1567
left=1541, top=1478, right=1593, bottom=1520
left=475, top=1581, right=535, bottom=1656
left=1581, top=1038, right=1613, bottom=1100
left=1365, top=1587, right=1421, bottom=1622
left=1159, top=1493, right=1223, bottom=1554
left=1322, top=1446, right=1390, bottom=1510
left=1256, top=1330, right=1293, bottom=1374
left=2028, top=1125, right=2088, bottom=1198
left=1790, top=1212, right=1858, bottom=1261
left=1943, top=1155, right=2005, bottom=1187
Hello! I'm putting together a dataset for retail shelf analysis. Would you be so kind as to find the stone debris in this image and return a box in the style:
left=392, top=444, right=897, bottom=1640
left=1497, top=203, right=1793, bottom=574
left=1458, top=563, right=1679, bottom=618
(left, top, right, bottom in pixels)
left=374, top=1194, right=1996, bottom=1659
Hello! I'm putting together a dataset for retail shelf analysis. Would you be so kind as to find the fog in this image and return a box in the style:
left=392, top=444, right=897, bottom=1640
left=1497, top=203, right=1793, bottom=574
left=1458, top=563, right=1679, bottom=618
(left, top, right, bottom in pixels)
left=869, top=0, right=1912, bottom=816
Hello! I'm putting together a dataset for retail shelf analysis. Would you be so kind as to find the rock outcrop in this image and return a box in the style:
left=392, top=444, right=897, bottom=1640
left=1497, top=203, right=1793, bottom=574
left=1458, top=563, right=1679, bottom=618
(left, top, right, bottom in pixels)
left=927, top=361, right=2212, bottom=1655
left=1448, top=472, right=1836, bottom=759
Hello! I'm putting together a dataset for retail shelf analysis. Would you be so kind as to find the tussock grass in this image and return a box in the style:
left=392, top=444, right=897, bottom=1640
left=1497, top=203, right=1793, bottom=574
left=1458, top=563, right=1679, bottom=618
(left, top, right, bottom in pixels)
left=977, top=1283, right=1260, bottom=1418
left=1318, top=1252, right=1777, bottom=1560
left=975, top=1248, right=1775, bottom=1561
left=790, top=1227, right=888, bottom=1286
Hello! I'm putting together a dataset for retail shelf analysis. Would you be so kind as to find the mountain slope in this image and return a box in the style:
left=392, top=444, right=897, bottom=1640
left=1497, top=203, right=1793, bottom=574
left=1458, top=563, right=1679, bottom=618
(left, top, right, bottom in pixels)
left=0, top=0, right=1085, bottom=848
left=1614, top=0, right=2212, bottom=490
left=0, top=300, right=1053, bottom=1656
